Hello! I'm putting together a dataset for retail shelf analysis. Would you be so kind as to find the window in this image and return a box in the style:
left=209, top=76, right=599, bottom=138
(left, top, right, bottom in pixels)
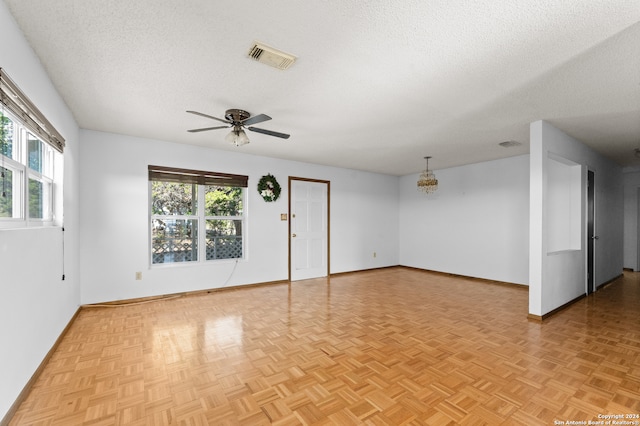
left=0, top=111, right=55, bottom=224
left=149, top=165, right=248, bottom=265
left=1, top=68, right=64, bottom=227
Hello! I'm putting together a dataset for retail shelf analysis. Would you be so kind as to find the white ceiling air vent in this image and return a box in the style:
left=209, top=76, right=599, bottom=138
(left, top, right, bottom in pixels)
left=248, top=42, right=297, bottom=70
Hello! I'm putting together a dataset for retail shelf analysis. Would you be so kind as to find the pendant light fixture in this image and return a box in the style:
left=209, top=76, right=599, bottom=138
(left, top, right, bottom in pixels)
left=417, top=156, right=438, bottom=194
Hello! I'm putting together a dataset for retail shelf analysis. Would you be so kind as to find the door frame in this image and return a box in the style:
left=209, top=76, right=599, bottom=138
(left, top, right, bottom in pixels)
left=288, top=177, right=330, bottom=281
left=587, top=169, right=595, bottom=294
left=637, top=187, right=640, bottom=272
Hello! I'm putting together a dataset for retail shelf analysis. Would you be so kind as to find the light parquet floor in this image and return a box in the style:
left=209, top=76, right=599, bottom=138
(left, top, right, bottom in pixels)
left=8, top=268, right=640, bottom=425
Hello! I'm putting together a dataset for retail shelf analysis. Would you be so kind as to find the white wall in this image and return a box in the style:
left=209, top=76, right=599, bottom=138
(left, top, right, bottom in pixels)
left=0, top=0, right=81, bottom=421
left=623, top=167, right=640, bottom=271
left=398, top=155, right=530, bottom=285
left=79, top=130, right=399, bottom=304
left=529, top=120, right=623, bottom=316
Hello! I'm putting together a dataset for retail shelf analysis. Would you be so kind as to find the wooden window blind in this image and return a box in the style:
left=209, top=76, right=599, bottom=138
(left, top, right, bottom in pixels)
left=0, top=67, right=65, bottom=153
left=148, top=165, right=248, bottom=188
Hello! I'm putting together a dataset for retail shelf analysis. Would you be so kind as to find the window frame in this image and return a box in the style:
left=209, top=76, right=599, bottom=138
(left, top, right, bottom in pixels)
left=1, top=109, right=56, bottom=227
left=148, top=165, right=248, bottom=267
left=1, top=68, right=63, bottom=228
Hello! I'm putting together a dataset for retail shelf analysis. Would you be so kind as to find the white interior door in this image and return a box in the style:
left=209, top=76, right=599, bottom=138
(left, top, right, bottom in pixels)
left=290, top=179, right=328, bottom=281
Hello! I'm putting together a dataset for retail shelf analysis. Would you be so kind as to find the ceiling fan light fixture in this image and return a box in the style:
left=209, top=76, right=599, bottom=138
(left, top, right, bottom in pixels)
left=225, top=128, right=250, bottom=146
left=237, top=129, right=250, bottom=146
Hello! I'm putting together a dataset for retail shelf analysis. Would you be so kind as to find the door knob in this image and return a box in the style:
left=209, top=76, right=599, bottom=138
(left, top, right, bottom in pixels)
left=292, top=234, right=297, bottom=237
left=592, top=236, right=599, bottom=240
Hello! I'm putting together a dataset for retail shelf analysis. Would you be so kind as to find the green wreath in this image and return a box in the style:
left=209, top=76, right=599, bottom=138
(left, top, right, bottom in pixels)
left=257, top=174, right=281, bottom=202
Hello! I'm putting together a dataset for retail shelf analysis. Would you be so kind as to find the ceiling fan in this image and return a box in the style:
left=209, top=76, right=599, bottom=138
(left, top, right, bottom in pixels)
left=186, top=108, right=290, bottom=146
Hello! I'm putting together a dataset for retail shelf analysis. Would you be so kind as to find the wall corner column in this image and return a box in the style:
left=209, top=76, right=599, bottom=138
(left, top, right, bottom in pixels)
left=529, top=120, right=544, bottom=317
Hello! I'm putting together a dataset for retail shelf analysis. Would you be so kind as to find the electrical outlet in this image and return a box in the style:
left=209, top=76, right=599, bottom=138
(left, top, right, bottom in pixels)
left=373, top=252, right=377, bottom=258
left=135, top=271, right=142, bottom=280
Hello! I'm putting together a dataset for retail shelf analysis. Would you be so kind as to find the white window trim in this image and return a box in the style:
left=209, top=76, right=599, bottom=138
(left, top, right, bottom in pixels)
left=1, top=110, right=57, bottom=228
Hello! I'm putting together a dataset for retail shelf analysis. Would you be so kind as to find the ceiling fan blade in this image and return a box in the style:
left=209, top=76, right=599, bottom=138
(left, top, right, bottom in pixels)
left=188, top=125, right=230, bottom=133
left=242, top=114, right=271, bottom=126
left=186, top=110, right=230, bottom=124
left=247, top=126, right=290, bottom=139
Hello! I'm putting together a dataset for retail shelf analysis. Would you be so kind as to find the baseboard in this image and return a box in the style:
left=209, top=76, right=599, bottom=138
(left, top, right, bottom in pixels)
left=1, top=307, right=82, bottom=426
left=84, top=293, right=188, bottom=307
left=527, top=272, right=625, bottom=322
left=83, top=279, right=291, bottom=308
left=192, top=280, right=290, bottom=295
left=398, top=265, right=528, bottom=290
left=526, top=313, right=543, bottom=322
left=544, top=293, right=587, bottom=319
left=329, top=265, right=401, bottom=278
left=596, top=273, right=623, bottom=290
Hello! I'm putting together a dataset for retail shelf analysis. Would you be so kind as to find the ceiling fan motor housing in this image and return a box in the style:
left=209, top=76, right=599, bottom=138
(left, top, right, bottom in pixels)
left=225, top=109, right=251, bottom=123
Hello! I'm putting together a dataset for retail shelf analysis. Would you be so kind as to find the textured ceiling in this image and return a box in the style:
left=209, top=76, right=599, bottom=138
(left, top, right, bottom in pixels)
left=4, top=0, right=640, bottom=175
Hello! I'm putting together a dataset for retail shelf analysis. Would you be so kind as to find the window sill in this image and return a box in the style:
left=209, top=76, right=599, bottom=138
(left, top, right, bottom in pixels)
left=150, top=257, right=244, bottom=269
left=0, top=220, right=57, bottom=230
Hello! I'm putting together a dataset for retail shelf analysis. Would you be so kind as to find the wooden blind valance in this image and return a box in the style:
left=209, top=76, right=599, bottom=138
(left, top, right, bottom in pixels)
left=148, top=165, right=248, bottom=188
left=0, top=67, right=65, bottom=153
